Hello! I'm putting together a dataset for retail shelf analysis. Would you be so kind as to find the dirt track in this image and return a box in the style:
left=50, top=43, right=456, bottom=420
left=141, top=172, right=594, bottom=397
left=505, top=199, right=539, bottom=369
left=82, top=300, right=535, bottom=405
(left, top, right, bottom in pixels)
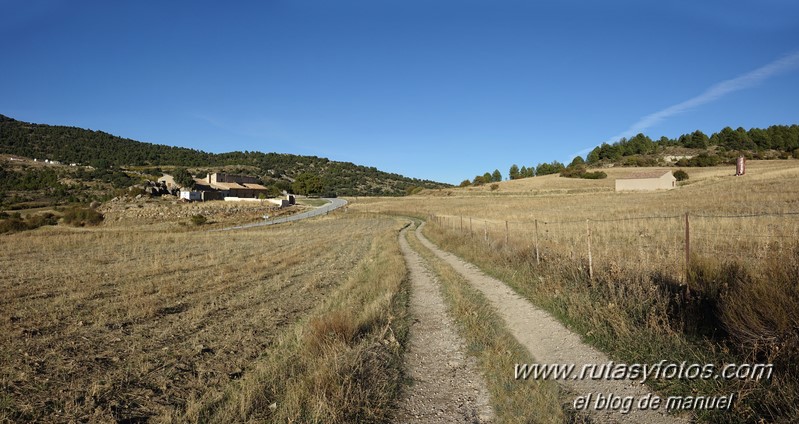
left=396, top=223, right=493, bottom=423
left=411, top=222, right=690, bottom=424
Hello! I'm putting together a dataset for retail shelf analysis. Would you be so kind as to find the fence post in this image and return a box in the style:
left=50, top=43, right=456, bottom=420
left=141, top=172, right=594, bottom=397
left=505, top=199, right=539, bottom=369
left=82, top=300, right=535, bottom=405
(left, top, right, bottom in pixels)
left=470, top=217, right=473, bottom=237
left=534, top=219, right=540, bottom=265
left=684, top=212, right=690, bottom=290
left=586, top=219, right=593, bottom=281
left=505, top=220, right=509, bottom=246
left=460, top=215, right=463, bottom=232
left=484, top=220, right=488, bottom=243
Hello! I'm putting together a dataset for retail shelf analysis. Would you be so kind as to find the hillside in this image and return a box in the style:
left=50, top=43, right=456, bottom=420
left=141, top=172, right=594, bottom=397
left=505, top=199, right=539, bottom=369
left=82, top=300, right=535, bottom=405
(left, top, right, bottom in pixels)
left=0, top=114, right=449, bottom=197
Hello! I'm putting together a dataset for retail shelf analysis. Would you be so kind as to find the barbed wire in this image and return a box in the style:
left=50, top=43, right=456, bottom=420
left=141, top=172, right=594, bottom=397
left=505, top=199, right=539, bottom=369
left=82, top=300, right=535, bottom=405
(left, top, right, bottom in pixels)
left=693, top=231, right=798, bottom=239
left=433, top=210, right=799, bottom=226
left=692, top=211, right=799, bottom=218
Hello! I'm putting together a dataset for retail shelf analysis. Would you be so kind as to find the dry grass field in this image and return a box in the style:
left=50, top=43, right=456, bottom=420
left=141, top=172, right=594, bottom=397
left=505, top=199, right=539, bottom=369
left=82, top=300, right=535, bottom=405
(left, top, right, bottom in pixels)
left=354, top=160, right=799, bottom=278
left=0, top=211, right=408, bottom=422
left=3, top=160, right=798, bottom=423
left=352, top=160, right=799, bottom=423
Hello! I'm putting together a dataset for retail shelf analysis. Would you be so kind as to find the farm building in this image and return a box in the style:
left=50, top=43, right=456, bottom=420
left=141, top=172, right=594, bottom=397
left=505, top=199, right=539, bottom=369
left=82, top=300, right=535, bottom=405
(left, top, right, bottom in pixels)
left=205, top=173, right=271, bottom=198
left=179, top=191, right=202, bottom=201
left=615, top=170, right=676, bottom=192
left=185, top=172, right=271, bottom=200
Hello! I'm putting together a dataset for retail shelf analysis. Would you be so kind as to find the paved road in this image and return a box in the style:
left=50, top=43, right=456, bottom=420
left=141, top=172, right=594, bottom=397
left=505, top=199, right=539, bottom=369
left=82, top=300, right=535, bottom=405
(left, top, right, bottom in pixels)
left=220, top=198, right=347, bottom=231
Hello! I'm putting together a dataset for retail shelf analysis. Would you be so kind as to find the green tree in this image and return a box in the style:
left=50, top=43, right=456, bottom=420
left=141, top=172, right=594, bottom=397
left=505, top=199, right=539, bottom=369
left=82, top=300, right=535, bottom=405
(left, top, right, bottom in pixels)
left=586, top=148, right=600, bottom=164
left=292, top=172, right=323, bottom=195
left=569, top=156, right=585, bottom=168
left=535, top=161, right=565, bottom=176
left=459, top=179, right=471, bottom=187
left=681, top=130, right=709, bottom=149
left=173, top=167, right=195, bottom=188
left=491, top=169, right=502, bottom=182
left=509, top=164, right=520, bottom=180
left=523, top=166, right=535, bottom=178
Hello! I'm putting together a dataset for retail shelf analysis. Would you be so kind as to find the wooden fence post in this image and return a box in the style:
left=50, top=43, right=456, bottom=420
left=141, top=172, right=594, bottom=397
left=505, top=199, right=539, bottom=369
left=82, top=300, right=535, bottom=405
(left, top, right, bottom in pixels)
left=460, top=215, right=463, bottom=232
left=586, top=219, right=593, bottom=281
left=505, top=220, right=509, bottom=246
left=484, top=220, right=488, bottom=243
left=684, top=212, right=690, bottom=288
left=469, top=217, right=473, bottom=237
left=534, top=219, right=540, bottom=265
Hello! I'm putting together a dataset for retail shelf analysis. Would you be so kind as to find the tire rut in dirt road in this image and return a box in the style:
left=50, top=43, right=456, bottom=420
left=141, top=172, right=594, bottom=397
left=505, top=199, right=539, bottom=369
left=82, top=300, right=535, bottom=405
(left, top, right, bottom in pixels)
left=413, top=223, right=691, bottom=424
left=396, top=223, right=494, bottom=423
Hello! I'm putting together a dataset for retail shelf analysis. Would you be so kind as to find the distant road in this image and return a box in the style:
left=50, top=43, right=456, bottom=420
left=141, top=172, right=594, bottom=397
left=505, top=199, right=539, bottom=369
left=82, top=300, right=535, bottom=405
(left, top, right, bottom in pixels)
left=220, top=198, right=348, bottom=231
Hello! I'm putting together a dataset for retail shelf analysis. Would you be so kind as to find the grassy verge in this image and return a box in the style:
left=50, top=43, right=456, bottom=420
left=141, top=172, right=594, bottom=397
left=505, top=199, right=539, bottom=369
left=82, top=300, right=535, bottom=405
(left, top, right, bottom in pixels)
left=297, top=198, right=329, bottom=207
left=404, top=222, right=566, bottom=424
left=182, top=218, right=410, bottom=423
left=420, top=221, right=797, bottom=423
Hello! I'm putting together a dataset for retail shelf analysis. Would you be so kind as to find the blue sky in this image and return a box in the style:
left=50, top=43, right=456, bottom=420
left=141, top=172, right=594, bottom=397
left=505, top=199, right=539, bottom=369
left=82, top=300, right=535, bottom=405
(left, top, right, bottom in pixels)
left=2, top=1, right=799, bottom=184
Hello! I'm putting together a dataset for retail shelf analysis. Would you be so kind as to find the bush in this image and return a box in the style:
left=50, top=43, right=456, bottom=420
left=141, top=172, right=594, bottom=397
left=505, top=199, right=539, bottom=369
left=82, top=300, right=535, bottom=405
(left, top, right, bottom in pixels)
left=190, top=214, right=207, bottom=225
left=1, top=212, right=61, bottom=234
left=676, top=153, right=721, bottom=167
left=560, top=166, right=607, bottom=179
left=0, top=216, right=28, bottom=234
left=490, top=183, right=499, bottom=191
left=62, top=206, right=104, bottom=227
left=581, top=171, right=607, bottom=179
left=26, top=213, right=59, bottom=228
left=673, top=169, right=689, bottom=181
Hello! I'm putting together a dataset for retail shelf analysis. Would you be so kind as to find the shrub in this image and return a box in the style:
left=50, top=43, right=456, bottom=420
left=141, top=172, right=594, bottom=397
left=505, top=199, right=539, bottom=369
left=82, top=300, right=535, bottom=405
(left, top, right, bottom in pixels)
left=1, top=212, right=61, bottom=234
left=490, top=183, right=499, bottom=191
left=0, top=216, right=28, bottom=234
left=560, top=166, right=607, bottom=179
left=62, top=206, right=104, bottom=227
left=580, top=171, right=607, bottom=179
left=673, top=169, right=689, bottom=181
left=560, top=165, right=586, bottom=178
left=26, top=213, right=59, bottom=228
left=676, top=153, right=721, bottom=167
left=190, top=214, right=207, bottom=225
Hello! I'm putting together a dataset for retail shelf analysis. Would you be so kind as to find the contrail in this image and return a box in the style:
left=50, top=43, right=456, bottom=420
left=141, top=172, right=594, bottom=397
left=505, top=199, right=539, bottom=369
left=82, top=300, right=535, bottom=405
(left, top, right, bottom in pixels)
left=610, top=51, right=799, bottom=142
left=570, top=51, right=799, bottom=162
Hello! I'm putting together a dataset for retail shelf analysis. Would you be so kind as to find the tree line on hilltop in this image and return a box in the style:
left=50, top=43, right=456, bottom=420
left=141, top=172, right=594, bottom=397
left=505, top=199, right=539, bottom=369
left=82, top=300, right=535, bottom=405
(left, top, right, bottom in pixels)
left=459, top=124, right=798, bottom=186
left=586, top=125, right=799, bottom=165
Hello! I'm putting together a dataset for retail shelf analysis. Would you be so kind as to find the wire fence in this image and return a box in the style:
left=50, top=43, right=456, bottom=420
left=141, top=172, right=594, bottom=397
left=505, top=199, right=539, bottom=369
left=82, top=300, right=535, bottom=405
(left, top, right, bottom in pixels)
left=427, top=211, right=799, bottom=282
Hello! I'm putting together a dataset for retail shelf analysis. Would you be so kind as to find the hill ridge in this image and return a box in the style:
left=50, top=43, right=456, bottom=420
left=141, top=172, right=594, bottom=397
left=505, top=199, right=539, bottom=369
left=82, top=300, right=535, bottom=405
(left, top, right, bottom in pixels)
left=0, top=114, right=449, bottom=196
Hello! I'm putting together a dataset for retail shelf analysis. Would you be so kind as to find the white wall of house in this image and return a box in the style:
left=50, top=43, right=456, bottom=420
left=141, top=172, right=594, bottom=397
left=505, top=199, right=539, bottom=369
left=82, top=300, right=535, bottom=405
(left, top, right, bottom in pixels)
left=180, top=191, right=202, bottom=201
left=615, top=172, right=676, bottom=191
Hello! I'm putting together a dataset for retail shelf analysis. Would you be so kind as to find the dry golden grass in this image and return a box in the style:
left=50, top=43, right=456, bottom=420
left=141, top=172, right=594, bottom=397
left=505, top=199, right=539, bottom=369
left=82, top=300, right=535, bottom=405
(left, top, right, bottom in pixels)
left=0, top=211, right=406, bottom=422
left=186, top=216, right=409, bottom=423
left=353, top=160, right=799, bottom=280
left=351, top=160, right=799, bottom=423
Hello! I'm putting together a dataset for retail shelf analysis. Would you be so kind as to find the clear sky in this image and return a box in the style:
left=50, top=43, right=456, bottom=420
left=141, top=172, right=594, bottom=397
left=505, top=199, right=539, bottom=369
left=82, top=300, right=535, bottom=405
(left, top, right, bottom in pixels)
left=2, top=1, right=799, bottom=184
